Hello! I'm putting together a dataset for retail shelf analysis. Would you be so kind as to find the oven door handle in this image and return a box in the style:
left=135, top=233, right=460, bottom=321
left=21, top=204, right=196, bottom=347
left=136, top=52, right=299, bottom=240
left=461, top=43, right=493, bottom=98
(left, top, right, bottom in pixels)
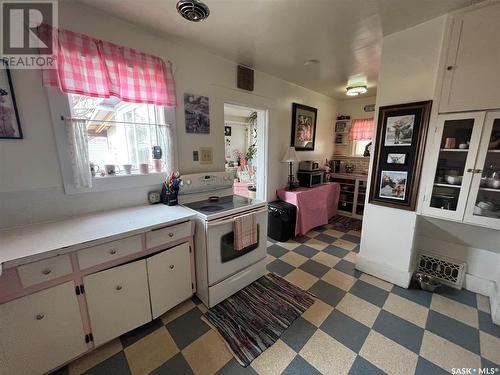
left=207, top=207, right=268, bottom=226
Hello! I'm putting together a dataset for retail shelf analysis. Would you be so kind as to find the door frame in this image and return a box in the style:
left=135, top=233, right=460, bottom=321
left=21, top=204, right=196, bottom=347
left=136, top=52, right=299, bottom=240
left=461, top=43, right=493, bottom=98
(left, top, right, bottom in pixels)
left=223, top=101, right=269, bottom=202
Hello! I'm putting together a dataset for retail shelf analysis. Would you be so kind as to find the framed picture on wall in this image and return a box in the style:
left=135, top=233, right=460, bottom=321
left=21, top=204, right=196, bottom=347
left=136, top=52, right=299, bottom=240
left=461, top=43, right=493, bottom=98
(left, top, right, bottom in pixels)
left=290, top=103, right=317, bottom=151
left=0, top=60, right=22, bottom=139
left=184, top=93, right=210, bottom=134
left=369, top=100, right=432, bottom=211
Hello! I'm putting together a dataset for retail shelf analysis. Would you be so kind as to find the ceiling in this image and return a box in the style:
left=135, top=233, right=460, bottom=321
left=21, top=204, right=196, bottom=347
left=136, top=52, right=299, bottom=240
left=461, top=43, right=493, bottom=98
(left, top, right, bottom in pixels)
left=77, top=0, right=474, bottom=99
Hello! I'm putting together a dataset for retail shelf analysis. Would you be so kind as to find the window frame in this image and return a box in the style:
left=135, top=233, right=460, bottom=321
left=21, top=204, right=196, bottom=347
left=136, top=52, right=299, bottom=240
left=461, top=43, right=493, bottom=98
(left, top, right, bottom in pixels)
left=46, top=88, right=173, bottom=195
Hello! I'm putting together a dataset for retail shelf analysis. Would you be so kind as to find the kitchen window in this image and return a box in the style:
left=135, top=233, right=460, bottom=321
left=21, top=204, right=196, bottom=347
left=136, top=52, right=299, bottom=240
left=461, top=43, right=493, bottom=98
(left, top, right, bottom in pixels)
left=68, top=94, right=173, bottom=177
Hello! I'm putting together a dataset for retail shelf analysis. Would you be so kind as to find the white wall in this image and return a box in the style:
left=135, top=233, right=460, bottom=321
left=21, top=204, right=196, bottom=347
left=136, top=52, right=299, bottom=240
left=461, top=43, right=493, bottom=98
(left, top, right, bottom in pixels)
left=0, top=2, right=336, bottom=228
left=356, top=16, right=447, bottom=287
left=337, top=95, right=377, bottom=120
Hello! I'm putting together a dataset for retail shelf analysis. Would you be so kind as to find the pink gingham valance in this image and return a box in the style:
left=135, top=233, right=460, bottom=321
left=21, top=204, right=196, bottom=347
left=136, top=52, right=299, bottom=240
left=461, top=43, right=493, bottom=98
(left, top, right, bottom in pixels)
left=42, top=27, right=177, bottom=107
left=351, top=118, right=374, bottom=140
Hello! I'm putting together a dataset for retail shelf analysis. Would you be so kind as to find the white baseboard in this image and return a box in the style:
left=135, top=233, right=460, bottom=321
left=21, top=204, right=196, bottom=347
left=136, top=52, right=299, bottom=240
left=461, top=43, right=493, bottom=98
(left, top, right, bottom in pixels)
left=355, top=255, right=412, bottom=288
left=464, top=273, right=499, bottom=325
left=464, top=274, right=495, bottom=297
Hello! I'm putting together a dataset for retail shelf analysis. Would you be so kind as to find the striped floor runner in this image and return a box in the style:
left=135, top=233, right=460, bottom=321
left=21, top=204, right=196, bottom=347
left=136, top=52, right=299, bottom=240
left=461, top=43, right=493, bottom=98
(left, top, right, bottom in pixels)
left=203, top=273, right=315, bottom=367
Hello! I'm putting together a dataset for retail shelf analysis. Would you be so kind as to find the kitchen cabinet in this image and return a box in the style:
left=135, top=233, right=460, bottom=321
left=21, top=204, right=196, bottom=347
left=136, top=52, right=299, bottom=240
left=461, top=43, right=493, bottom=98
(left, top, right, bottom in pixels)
left=439, top=2, right=500, bottom=113
left=422, top=111, right=500, bottom=229
left=0, top=282, right=88, bottom=375
left=147, top=242, right=193, bottom=319
left=331, top=174, right=368, bottom=219
left=83, top=260, right=152, bottom=346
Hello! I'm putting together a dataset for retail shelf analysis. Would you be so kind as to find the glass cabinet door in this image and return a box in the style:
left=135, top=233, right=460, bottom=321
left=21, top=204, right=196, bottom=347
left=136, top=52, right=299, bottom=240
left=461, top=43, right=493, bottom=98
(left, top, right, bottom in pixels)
left=424, top=112, right=485, bottom=220
left=464, top=111, right=500, bottom=229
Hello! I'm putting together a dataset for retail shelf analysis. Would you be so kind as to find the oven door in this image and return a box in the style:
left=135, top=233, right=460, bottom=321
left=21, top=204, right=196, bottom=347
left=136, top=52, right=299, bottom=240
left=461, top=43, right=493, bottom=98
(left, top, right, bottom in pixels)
left=206, top=206, right=268, bottom=286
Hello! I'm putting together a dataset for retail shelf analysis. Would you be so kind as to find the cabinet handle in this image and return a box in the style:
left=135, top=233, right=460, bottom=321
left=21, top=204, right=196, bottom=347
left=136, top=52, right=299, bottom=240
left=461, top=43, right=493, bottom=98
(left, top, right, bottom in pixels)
left=466, top=168, right=474, bottom=173
left=169, top=264, right=175, bottom=270
left=116, top=285, right=123, bottom=291
left=168, top=233, right=174, bottom=238
left=446, top=65, right=453, bottom=71
left=109, top=249, right=117, bottom=255
left=41, top=268, right=51, bottom=275
left=474, top=169, right=482, bottom=174
left=35, top=313, right=45, bottom=320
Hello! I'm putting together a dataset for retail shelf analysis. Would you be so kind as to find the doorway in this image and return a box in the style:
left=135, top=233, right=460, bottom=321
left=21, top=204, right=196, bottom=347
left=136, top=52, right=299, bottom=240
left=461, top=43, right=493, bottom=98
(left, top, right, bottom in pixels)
left=223, top=103, right=268, bottom=201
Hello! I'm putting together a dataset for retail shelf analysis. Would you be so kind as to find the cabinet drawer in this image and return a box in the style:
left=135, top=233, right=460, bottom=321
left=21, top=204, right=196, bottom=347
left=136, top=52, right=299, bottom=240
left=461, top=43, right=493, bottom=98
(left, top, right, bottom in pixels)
left=83, top=260, right=151, bottom=346
left=147, top=243, right=193, bottom=319
left=77, top=235, right=142, bottom=269
left=0, top=282, right=87, bottom=374
left=18, top=254, right=72, bottom=288
left=146, top=221, right=191, bottom=249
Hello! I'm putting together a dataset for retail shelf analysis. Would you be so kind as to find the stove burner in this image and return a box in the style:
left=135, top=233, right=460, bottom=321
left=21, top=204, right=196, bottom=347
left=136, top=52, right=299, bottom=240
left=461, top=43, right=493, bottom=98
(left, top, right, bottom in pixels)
left=209, top=196, right=220, bottom=202
left=199, top=205, right=224, bottom=212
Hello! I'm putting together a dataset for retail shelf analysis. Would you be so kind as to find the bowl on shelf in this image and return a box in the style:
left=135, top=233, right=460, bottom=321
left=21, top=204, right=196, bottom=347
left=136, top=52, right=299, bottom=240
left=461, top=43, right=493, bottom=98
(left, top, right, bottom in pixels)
left=488, top=178, right=500, bottom=189
left=480, top=177, right=489, bottom=187
left=445, top=175, right=462, bottom=185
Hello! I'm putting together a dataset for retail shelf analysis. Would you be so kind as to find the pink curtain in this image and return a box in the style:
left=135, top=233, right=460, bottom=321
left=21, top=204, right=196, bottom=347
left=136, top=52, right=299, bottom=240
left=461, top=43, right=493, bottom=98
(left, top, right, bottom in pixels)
left=42, top=27, right=177, bottom=107
left=351, top=118, right=374, bottom=140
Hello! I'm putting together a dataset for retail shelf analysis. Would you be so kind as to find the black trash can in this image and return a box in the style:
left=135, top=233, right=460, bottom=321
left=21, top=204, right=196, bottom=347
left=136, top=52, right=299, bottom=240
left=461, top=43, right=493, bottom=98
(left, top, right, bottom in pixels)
left=268, top=200, right=297, bottom=242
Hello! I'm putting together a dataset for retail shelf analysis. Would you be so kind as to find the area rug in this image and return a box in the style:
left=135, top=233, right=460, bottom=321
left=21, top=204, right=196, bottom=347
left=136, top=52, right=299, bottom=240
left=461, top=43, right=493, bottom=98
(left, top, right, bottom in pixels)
left=202, top=273, right=315, bottom=367
left=329, top=215, right=362, bottom=232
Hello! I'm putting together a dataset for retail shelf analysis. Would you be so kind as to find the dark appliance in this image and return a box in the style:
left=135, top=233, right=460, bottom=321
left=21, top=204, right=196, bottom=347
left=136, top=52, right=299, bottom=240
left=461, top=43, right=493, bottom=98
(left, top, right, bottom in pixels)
left=268, top=201, right=297, bottom=242
left=297, top=170, right=324, bottom=187
left=330, top=160, right=341, bottom=173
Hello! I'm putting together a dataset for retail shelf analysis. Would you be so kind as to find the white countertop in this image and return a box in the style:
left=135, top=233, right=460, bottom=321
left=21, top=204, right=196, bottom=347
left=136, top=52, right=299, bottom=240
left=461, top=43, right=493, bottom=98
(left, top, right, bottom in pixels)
left=0, top=205, right=196, bottom=271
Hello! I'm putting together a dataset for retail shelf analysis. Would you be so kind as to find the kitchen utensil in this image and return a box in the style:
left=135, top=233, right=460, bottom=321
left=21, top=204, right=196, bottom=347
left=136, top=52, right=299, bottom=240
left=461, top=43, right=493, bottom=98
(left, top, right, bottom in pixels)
left=488, top=178, right=500, bottom=189
left=445, top=175, right=462, bottom=185
left=104, top=164, right=120, bottom=176
left=139, top=163, right=151, bottom=174
left=415, top=273, right=441, bottom=292
left=122, top=164, right=133, bottom=174
left=444, top=138, right=456, bottom=149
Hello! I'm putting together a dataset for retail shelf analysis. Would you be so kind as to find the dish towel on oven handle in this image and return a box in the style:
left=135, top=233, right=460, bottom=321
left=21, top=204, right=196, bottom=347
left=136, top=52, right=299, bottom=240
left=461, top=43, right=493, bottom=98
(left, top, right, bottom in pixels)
left=233, top=212, right=258, bottom=251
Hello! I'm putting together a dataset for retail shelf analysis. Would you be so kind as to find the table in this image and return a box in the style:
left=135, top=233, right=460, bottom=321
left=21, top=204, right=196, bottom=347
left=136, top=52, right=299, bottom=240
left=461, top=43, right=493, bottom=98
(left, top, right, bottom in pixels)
left=277, top=182, right=340, bottom=236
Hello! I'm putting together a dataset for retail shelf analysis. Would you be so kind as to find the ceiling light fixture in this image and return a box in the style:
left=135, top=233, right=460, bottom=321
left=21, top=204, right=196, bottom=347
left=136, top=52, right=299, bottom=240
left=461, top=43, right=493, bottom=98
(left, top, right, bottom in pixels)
left=346, top=85, right=368, bottom=96
left=176, top=0, right=210, bottom=22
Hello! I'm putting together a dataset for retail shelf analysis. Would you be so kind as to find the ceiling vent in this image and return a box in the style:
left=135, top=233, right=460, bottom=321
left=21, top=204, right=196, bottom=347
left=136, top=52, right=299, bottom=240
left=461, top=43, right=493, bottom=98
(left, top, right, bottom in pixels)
left=176, top=0, right=210, bottom=22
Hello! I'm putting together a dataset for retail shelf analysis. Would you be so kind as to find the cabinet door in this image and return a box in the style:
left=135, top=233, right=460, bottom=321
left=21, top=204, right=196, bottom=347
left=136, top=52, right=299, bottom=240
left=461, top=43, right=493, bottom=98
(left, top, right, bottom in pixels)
left=464, top=111, right=500, bottom=229
left=0, top=282, right=87, bottom=375
left=147, top=243, right=193, bottom=319
left=422, top=112, right=485, bottom=221
left=84, top=260, right=151, bottom=346
left=440, top=3, right=500, bottom=113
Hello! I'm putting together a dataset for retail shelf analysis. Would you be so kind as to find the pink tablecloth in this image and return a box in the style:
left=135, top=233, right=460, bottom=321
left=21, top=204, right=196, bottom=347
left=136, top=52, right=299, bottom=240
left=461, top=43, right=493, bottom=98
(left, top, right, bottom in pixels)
left=277, top=183, right=340, bottom=236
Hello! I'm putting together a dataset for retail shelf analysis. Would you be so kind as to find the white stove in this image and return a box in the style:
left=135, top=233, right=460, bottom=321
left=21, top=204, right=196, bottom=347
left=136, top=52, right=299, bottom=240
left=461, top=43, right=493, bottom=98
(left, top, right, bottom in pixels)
left=179, top=172, right=268, bottom=307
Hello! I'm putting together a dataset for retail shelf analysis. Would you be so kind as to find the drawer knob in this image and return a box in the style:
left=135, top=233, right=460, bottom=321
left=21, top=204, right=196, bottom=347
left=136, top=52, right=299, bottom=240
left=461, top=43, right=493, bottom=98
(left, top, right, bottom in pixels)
left=116, top=285, right=123, bottom=291
left=42, top=268, right=52, bottom=275
left=35, top=313, right=45, bottom=320
left=169, top=264, right=175, bottom=270
left=109, top=249, right=117, bottom=255
left=168, top=233, right=174, bottom=238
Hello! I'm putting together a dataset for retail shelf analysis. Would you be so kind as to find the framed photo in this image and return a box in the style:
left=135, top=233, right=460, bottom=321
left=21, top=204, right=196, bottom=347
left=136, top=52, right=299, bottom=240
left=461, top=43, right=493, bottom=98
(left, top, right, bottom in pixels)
left=0, top=60, right=22, bottom=139
left=384, top=115, right=414, bottom=146
left=379, top=171, right=407, bottom=200
left=184, top=93, right=210, bottom=134
left=224, top=126, right=231, bottom=136
left=387, top=153, right=406, bottom=164
left=369, top=101, right=432, bottom=210
left=290, top=103, right=317, bottom=151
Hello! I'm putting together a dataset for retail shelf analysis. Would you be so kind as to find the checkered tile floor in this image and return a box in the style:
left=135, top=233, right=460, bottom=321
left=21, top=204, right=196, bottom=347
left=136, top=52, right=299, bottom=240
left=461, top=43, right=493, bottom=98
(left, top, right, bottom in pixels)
left=52, top=218, right=500, bottom=375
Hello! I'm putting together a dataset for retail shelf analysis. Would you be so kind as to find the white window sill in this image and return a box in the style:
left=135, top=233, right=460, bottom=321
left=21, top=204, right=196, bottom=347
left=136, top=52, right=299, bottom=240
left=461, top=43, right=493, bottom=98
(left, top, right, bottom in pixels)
left=64, top=172, right=167, bottom=195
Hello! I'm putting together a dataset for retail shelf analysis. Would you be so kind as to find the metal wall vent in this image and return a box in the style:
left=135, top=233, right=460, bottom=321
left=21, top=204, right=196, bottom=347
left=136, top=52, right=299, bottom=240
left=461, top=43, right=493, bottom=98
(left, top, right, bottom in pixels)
left=416, top=252, right=466, bottom=289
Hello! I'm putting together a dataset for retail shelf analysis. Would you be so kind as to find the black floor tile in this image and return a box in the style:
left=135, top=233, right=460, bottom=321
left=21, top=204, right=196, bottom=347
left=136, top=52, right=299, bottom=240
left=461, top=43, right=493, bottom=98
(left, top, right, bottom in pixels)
left=348, top=356, right=386, bottom=375
left=280, top=317, right=317, bottom=352
left=391, top=285, right=432, bottom=308
left=166, top=307, right=210, bottom=350
left=282, top=355, right=322, bottom=375
left=150, top=353, right=194, bottom=375
left=309, top=280, right=346, bottom=307
left=372, top=310, right=424, bottom=353
left=350, top=280, right=389, bottom=307
left=299, top=259, right=330, bottom=278
left=84, top=352, right=131, bottom=375
left=120, top=319, right=164, bottom=348
left=267, top=259, right=295, bottom=277
left=267, top=244, right=289, bottom=258
left=320, top=310, right=370, bottom=352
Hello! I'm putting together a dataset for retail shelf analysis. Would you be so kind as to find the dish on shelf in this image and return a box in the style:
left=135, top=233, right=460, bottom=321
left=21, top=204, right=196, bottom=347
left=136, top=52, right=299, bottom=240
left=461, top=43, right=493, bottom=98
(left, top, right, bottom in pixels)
left=489, top=138, right=500, bottom=150
left=488, top=178, right=500, bottom=189
left=445, top=175, right=462, bottom=185
left=480, top=177, right=489, bottom=187
left=474, top=204, right=500, bottom=218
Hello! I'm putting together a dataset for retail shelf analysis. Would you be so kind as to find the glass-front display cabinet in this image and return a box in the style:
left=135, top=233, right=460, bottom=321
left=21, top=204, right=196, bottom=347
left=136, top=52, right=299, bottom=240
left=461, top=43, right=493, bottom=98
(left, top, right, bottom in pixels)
left=422, top=111, right=500, bottom=229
